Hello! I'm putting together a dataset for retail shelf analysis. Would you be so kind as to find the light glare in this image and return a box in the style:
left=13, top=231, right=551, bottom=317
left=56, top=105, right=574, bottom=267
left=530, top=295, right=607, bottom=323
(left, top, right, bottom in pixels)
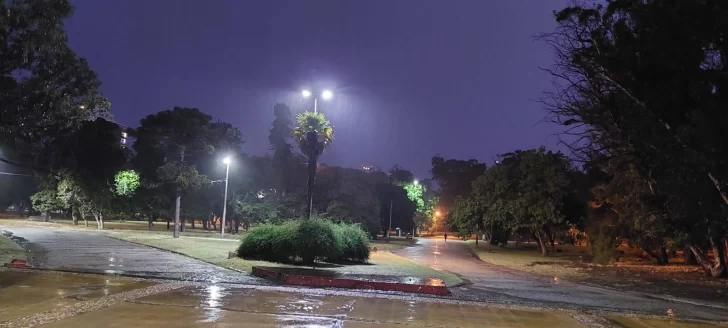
left=322, top=90, right=333, bottom=100
left=302, top=90, right=312, bottom=97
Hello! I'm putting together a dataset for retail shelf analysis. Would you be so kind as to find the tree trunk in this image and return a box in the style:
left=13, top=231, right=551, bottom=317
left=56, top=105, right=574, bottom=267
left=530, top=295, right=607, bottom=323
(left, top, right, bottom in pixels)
left=94, top=214, right=101, bottom=229
left=191, top=219, right=195, bottom=230
left=306, top=153, right=318, bottom=218
left=80, top=208, right=87, bottom=227
left=550, top=233, right=556, bottom=253
left=166, top=219, right=170, bottom=230
left=180, top=216, right=185, bottom=232
left=99, top=213, right=104, bottom=230
left=659, top=245, right=669, bottom=265
left=71, top=207, right=78, bottom=226
left=689, top=243, right=727, bottom=278
left=642, top=244, right=668, bottom=265
left=710, top=237, right=727, bottom=278
left=212, top=217, right=217, bottom=231
left=683, top=245, right=697, bottom=265
left=173, top=189, right=181, bottom=238
left=535, top=230, right=548, bottom=256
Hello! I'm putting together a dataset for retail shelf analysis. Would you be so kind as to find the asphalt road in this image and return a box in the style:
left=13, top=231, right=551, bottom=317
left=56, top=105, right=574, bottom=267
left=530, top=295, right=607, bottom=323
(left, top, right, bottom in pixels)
left=2, top=226, right=263, bottom=284
left=395, top=237, right=728, bottom=321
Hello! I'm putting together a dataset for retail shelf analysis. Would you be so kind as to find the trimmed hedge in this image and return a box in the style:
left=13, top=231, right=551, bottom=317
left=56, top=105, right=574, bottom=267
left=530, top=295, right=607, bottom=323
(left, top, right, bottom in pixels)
left=237, top=218, right=370, bottom=264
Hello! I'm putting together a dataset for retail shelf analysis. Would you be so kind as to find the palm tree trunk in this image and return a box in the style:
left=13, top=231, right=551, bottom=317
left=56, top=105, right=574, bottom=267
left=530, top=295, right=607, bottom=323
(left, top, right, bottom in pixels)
left=306, top=154, right=318, bottom=218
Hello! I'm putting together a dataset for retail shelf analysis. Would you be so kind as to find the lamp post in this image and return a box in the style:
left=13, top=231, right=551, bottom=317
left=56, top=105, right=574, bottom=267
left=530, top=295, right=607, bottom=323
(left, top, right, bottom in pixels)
left=302, top=89, right=333, bottom=113
left=221, top=156, right=231, bottom=238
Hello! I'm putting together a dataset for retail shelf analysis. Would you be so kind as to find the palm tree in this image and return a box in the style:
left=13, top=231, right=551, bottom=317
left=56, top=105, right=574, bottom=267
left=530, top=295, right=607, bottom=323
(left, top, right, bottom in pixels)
left=293, top=112, right=333, bottom=218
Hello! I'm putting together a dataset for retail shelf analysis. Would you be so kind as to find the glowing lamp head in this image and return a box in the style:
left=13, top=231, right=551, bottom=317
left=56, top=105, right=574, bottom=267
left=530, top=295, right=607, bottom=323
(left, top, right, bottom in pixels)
left=223, top=157, right=231, bottom=165
left=321, top=90, right=333, bottom=100
left=302, top=90, right=312, bottom=97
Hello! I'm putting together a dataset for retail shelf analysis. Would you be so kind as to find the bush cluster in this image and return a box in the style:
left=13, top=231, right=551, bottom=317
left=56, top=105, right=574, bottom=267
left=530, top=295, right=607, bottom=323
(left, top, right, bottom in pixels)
left=237, top=217, right=370, bottom=264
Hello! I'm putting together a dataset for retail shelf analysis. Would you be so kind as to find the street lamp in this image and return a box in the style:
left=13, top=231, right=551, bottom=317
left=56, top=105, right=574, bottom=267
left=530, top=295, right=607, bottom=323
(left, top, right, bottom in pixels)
left=301, top=89, right=333, bottom=113
left=413, top=179, right=419, bottom=185
left=221, top=156, right=231, bottom=238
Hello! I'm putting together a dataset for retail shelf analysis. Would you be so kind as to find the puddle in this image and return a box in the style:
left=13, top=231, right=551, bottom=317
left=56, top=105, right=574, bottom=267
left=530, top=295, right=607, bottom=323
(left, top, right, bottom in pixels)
left=0, top=271, right=154, bottom=323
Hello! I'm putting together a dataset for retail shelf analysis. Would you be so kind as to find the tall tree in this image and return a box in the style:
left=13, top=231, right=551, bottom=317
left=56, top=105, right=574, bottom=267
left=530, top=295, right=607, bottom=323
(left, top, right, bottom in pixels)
left=544, top=0, right=728, bottom=276
left=293, top=112, right=333, bottom=218
left=430, top=156, right=487, bottom=216
left=0, top=0, right=110, bottom=170
left=133, top=107, right=216, bottom=238
left=472, top=148, right=573, bottom=256
left=269, top=103, right=294, bottom=194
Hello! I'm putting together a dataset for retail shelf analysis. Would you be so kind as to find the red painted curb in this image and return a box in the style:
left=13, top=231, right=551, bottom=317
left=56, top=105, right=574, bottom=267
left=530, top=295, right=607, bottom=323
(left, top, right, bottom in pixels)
left=3, top=259, right=31, bottom=269
left=252, top=266, right=449, bottom=296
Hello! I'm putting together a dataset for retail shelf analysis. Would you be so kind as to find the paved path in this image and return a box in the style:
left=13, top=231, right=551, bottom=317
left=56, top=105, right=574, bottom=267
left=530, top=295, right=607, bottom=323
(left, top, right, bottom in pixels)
left=395, top=238, right=728, bottom=321
left=2, top=226, right=264, bottom=284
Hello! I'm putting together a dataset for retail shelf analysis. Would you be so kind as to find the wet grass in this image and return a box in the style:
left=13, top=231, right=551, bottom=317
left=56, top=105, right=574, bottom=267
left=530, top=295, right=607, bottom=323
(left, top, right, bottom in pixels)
left=468, top=240, right=728, bottom=303
left=369, top=237, right=417, bottom=251
left=113, top=231, right=464, bottom=287
left=0, top=234, right=25, bottom=264
left=468, top=241, right=588, bottom=279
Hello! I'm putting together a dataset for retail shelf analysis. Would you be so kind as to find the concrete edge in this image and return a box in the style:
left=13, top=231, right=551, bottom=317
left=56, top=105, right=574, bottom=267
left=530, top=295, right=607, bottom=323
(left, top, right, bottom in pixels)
left=252, top=266, right=450, bottom=296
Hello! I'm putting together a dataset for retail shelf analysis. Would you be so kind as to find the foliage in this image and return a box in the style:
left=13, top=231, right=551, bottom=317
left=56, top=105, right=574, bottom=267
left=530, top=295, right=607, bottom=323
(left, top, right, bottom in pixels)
left=237, top=222, right=297, bottom=263
left=317, top=167, right=381, bottom=236
left=31, top=185, right=63, bottom=214
left=156, top=163, right=210, bottom=191
left=545, top=0, right=728, bottom=275
left=430, top=156, right=487, bottom=214
left=470, top=148, right=574, bottom=255
left=237, top=218, right=370, bottom=265
left=296, top=218, right=341, bottom=264
left=449, top=196, right=482, bottom=239
left=0, top=0, right=110, bottom=170
left=114, top=170, right=141, bottom=196
left=332, top=223, right=371, bottom=262
left=293, top=111, right=334, bottom=217
left=396, top=180, right=438, bottom=232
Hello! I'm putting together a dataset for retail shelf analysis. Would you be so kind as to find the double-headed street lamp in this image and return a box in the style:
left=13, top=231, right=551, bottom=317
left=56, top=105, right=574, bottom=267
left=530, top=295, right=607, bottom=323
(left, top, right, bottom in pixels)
left=221, top=156, right=231, bottom=238
left=302, top=89, right=333, bottom=113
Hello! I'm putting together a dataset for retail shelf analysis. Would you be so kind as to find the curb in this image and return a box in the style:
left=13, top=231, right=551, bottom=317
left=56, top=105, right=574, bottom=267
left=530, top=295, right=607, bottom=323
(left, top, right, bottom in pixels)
left=252, top=266, right=450, bottom=296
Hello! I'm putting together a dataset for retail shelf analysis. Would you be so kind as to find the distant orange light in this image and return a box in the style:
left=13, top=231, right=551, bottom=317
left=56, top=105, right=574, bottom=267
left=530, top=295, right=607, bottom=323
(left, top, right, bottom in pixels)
left=435, top=211, right=441, bottom=216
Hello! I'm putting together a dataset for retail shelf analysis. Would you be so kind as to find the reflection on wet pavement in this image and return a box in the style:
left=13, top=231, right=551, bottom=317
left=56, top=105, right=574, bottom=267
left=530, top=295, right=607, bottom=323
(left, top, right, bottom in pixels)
left=2, top=273, right=723, bottom=328
left=0, top=271, right=154, bottom=323
left=122, top=286, right=588, bottom=327
left=608, top=316, right=723, bottom=328
left=2, top=227, right=262, bottom=284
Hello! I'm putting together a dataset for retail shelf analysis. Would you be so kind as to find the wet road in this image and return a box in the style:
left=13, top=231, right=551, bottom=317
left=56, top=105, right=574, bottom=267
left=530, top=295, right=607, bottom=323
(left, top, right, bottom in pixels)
left=1, top=226, right=263, bottom=284
left=395, top=238, right=728, bottom=321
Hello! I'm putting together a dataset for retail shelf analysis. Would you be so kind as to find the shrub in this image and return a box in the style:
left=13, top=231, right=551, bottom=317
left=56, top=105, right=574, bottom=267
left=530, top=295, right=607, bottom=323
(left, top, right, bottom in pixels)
left=237, top=222, right=296, bottom=262
left=332, top=223, right=370, bottom=262
left=238, top=218, right=371, bottom=265
left=588, top=225, right=618, bottom=265
left=295, top=218, right=340, bottom=264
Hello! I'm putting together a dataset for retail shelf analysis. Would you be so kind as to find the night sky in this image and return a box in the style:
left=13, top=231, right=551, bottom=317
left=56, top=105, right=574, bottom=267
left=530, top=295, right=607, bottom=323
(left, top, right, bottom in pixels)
left=65, top=0, right=570, bottom=178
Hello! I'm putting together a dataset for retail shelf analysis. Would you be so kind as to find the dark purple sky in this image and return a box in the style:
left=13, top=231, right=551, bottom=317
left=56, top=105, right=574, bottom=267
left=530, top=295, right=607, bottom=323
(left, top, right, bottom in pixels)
left=65, top=0, right=570, bottom=178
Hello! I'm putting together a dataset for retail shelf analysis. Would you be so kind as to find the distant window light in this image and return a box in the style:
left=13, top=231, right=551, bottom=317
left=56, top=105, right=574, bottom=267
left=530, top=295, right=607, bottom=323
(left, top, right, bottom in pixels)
left=121, top=132, right=128, bottom=138
left=120, top=138, right=126, bottom=144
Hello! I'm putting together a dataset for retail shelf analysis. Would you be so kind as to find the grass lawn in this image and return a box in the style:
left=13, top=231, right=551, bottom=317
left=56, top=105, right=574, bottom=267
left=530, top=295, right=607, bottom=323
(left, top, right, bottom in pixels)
left=0, top=217, right=242, bottom=240
left=468, top=241, right=588, bottom=279
left=369, top=236, right=417, bottom=252
left=0, top=234, right=25, bottom=265
left=113, top=231, right=464, bottom=287
left=468, top=240, right=728, bottom=303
